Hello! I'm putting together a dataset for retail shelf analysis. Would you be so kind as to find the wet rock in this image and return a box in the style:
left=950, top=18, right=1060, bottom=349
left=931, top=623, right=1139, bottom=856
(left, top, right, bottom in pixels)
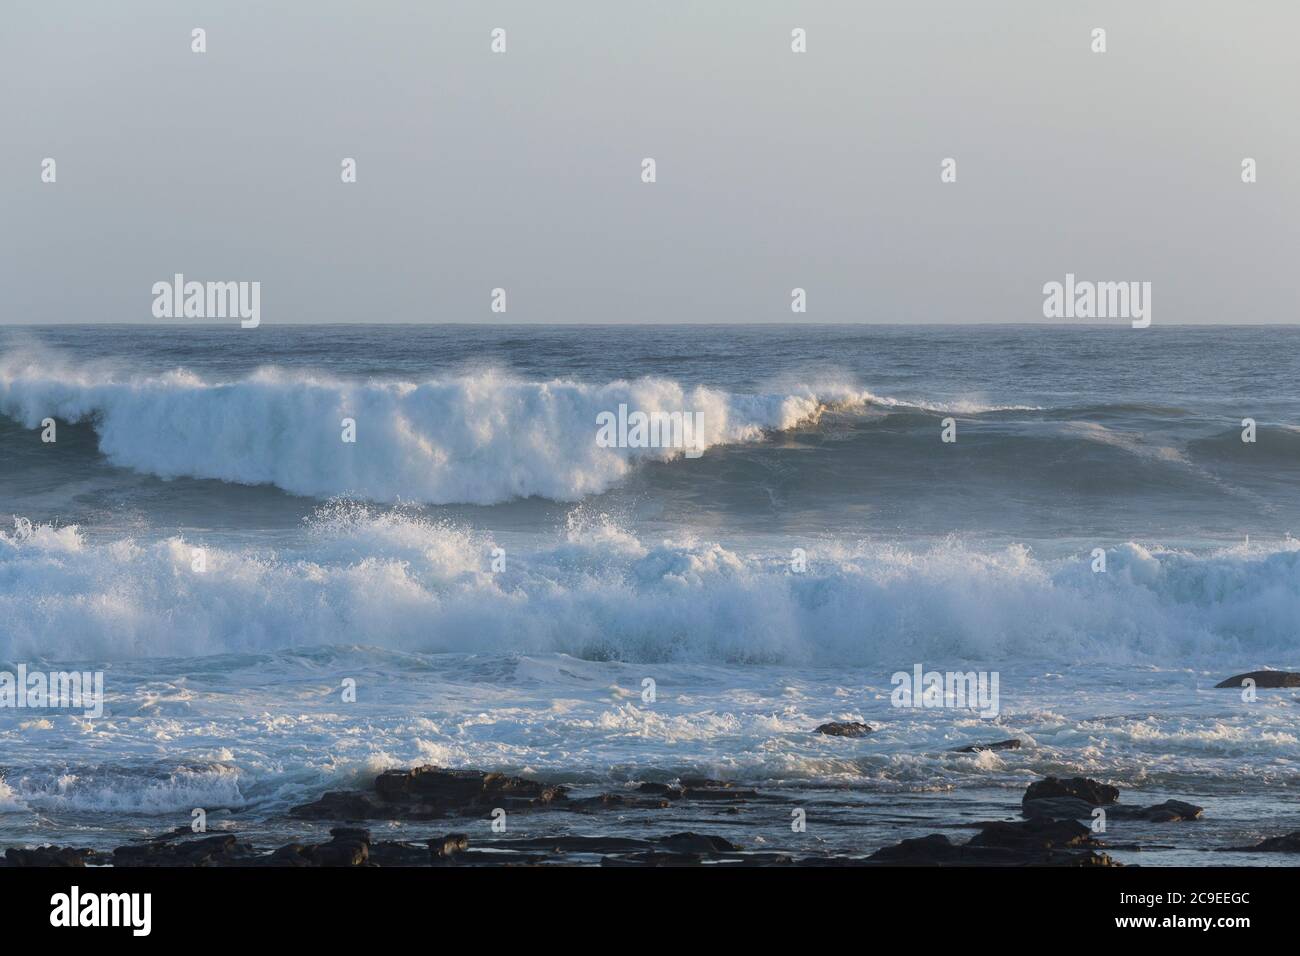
left=288, top=790, right=382, bottom=821
left=868, top=834, right=964, bottom=864
left=951, top=738, right=1021, bottom=753
left=660, top=832, right=740, bottom=854
left=1021, top=797, right=1100, bottom=820
left=968, top=818, right=1096, bottom=851
left=636, top=782, right=683, bottom=798
left=815, top=722, right=873, bottom=737
left=1024, top=789, right=1204, bottom=823
left=867, top=829, right=1118, bottom=867
left=431, top=833, right=469, bottom=858
left=329, top=826, right=370, bottom=842
left=568, top=792, right=671, bottom=811
left=1023, top=776, right=1119, bottom=809
left=287, top=765, right=753, bottom=824
left=1215, top=670, right=1300, bottom=689
left=267, top=844, right=314, bottom=867
left=309, top=829, right=370, bottom=867
left=637, top=777, right=756, bottom=802
left=1224, top=832, right=1300, bottom=853
left=368, top=842, right=432, bottom=867
left=112, top=834, right=254, bottom=867
left=1109, top=800, right=1204, bottom=823
left=266, top=828, right=373, bottom=867
left=3, top=845, right=98, bottom=867
left=291, top=766, right=568, bottom=821
left=375, top=767, right=565, bottom=806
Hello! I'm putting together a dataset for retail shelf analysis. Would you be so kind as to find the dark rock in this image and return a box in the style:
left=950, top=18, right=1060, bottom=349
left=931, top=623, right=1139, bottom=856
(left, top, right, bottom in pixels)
left=951, top=738, right=1021, bottom=753
left=1215, top=670, right=1300, bottom=689
left=1224, top=832, right=1300, bottom=853
left=288, top=790, right=381, bottom=821
left=376, top=766, right=564, bottom=805
left=1021, top=797, right=1098, bottom=820
left=1109, top=800, right=1204, bottom=823
left=659, top=832, right=740, bottom=854
left=385, top=766, right=566, bottom=805
left=309, top=835, right=369, bottom=867
left=1022, top=776, right=1119, bottom=808
left=650, top=777, right=760, bottom=802
left=291, top=766, right=569, bottom=821
left=112, top=834, right=252, bottom=867
left=4, top=845, right=97, bottom=867
left=814, top=721, right=873, bottom=737
left=1150, top=800, right=1204, bottom=822
left=868, top=834, right=964, bottom=864
left=431, top=833, right=469, bottom=858
left=329, top=826, right=371, bottom=843
left=636, top=782, right=683, bottom=798
left=267, top=844, right=314, bottom=867
left=267, top=829, right=374, bottom=867
left=368, top=842, right=433, bottom=867
left=867, top=829, right=1118, bottom=867
left=568, top=792, right=672, bottom=811
left=1026, top=794, right=1203, bottom=823
left=968, top=818, right=1096, bottom=850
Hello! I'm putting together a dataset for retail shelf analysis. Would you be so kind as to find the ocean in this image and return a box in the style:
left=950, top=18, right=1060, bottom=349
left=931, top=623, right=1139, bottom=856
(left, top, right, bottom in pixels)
left=1, top=323, right=1298, bottom=863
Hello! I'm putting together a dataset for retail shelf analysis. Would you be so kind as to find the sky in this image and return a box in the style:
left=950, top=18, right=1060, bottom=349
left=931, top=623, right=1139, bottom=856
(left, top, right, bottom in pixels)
left=1, top=0, right=1296, bottom=324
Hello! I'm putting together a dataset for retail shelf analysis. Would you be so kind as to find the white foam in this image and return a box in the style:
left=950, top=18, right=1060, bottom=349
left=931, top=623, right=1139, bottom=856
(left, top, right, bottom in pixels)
left=0, top=765, right=246, bottom=814
left=0, top=777, right=29, bottom=813
left=2, top=508, right=1298, bottom=665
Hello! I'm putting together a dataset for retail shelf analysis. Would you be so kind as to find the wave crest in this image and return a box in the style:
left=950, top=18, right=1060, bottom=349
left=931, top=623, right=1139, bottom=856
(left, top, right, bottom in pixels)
left=0, top=350, right=875, bottom=504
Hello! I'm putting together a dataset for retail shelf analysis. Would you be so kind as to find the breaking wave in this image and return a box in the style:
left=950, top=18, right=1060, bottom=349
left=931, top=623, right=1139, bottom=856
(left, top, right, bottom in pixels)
left=0, top=350, right=888, bottom=504
left=1, top=507, right=1297, bottom=665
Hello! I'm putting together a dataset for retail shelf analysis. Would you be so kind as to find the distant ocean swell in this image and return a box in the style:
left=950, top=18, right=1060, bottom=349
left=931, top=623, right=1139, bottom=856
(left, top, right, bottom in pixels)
left=1, top=506, right=1297, bottom=663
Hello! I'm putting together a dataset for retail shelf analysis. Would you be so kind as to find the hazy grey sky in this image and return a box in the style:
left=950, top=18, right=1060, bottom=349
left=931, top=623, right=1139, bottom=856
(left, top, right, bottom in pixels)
left=2, top=0, right=1296, bottom=324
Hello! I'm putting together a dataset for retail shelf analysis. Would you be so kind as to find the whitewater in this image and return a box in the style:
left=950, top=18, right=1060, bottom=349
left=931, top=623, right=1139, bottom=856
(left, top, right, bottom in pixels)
left=2, top=508, right=1299, bottom=666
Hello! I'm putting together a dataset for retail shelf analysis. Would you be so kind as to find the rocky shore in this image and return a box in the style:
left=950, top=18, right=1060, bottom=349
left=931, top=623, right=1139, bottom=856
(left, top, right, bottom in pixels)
left=3, top=764, right=1297, bottom=867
